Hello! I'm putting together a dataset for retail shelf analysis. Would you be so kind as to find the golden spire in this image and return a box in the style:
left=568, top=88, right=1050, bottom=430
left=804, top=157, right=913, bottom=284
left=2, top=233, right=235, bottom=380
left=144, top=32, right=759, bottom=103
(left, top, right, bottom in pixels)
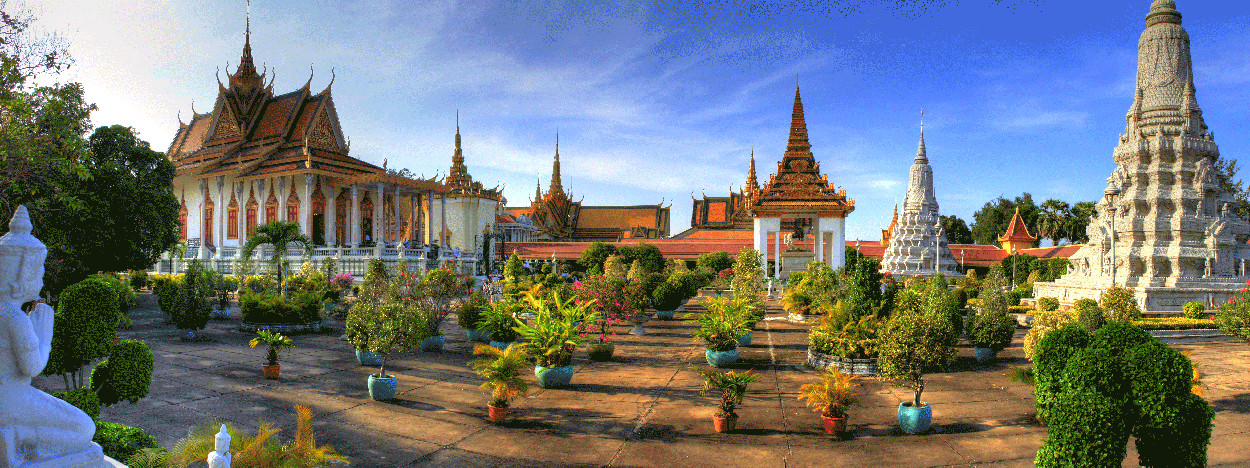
left=745, top=147, right=759, bottom=194
left=786, top=81, right=811, bottom=155
left=549, top=132, right=564, bottom=196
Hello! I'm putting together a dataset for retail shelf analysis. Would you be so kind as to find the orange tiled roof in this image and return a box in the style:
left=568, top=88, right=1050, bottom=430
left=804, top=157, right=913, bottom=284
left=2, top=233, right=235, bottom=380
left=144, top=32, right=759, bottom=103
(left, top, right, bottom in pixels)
left=999, top=208, right=1037, bottom=242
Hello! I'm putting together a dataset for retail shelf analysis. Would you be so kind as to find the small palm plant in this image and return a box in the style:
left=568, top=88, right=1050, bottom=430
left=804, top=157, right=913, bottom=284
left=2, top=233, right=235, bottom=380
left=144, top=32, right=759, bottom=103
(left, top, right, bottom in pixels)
left=249, top=330, right=293, bottom=366
left=695, top=367, right=758, bottom=420
left=471, top=343, right=530, bottom=422
left=240, top=221, right=313, bottom=297
left=694, top=297, right=749, bottom=351
left=798, top=369, right=860, bottom=435
left=516, top=292, right=598, bottom=368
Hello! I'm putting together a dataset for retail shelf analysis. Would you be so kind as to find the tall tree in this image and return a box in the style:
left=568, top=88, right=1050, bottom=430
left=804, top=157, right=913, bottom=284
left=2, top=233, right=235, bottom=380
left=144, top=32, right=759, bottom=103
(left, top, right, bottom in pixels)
left=1214, top=155, right=1249, bottom=219
left=1035, top=199, right=1071, bottom=246
left=1065, top=201, right=1098, bottom=244
left=240, top=221, right=314, bottom=297
left=940, top=215, right=973, bottom=245
left=970, top=193, right=1038, bottom=245
left=578, top=242, right=615, bottom=275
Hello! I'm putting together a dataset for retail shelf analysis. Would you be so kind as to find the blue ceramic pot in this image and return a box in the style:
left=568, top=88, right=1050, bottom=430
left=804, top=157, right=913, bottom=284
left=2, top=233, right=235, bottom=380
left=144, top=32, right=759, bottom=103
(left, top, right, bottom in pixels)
left=534, top=365, right=575, bottom=388
left=421, top=335, right=446, bottom=351
left=368, top=374, right=397, bottom=401
left=490, top=341, right=514, bottom=350
left=655, top=309, right=676, bottom=320
left=705, top=349, right=739, bottom=368
left=898, top=402, right=932, bottom=434
left=973, top=347, right=997, bottom=363
left=736, top=331, right=753, bottom=347
left=356, top=349, right=381, bottom=367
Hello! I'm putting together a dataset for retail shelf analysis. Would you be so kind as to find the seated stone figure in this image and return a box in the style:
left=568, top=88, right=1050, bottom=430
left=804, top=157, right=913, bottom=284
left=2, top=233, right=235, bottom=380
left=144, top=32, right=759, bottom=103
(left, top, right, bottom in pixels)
left=0, top=206, right=107, bottom=467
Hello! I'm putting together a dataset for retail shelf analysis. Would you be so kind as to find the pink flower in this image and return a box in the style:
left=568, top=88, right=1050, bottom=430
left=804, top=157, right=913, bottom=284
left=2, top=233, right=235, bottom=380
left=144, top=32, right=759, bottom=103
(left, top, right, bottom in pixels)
left=1241, top=288, right=1248, bottom=293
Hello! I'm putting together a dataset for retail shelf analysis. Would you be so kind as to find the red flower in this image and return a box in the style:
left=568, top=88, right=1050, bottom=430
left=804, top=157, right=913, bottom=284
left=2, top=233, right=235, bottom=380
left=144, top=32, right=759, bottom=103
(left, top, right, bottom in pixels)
left=1241, top=288, right=1248, bottom=293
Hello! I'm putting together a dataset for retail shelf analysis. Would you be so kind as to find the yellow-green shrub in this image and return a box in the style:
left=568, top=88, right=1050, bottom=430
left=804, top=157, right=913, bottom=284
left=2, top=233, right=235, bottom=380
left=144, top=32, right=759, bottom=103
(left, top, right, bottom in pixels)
left=1024, top=310, right=1076, bottom=360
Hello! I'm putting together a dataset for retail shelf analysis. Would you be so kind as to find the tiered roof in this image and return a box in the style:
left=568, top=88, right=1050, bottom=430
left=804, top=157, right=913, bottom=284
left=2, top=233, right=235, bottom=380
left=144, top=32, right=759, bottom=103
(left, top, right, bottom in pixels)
left=444, top=114, right=502, bottom=200
left=998, top=208, right=1037, bottom=244
left=753, top=83, right=855, bottom=217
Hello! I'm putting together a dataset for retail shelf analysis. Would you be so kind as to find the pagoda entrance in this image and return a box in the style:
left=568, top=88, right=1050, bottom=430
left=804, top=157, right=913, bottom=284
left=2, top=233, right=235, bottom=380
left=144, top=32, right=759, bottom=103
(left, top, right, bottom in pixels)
left=754, top=216, right=845, bottom=280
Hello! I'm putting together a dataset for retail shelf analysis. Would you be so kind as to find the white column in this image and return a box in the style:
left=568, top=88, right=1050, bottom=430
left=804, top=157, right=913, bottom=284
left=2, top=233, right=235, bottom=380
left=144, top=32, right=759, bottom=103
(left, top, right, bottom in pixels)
left=215, top=176, right=225, bottom=253
left=823, top=217, right=845, bottom=270
left=235, top=181, right=246, bottom=247
left=256, top=180, right=267, bottom=226
left=277, top=177, right=288, bottom=223
left=440, top=193, right=448, bottom=247
left=753, top=217, right=779, bottom=277
left=392, top=185, right=402, bottom=245
left=774, top=225, right=781, bottom=279
left=198, top=179, right=210, bottom=260
left=301, top=174, right=313, bottom=238
left=813, top=217, right=823, bottom=263
left=409, top=194, right=417, bottom=246
left=350, top=185, right=360, bottom=247
left=373, top=183, right=384, bottom=250
left=327, top=186, right=337, bottom=246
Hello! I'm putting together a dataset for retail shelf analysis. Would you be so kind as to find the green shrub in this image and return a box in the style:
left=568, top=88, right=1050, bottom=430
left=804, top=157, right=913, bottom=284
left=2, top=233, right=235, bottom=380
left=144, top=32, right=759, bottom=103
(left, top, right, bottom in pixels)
left=1100, top=286, right=1141, bottom=322
left=43, top=277, right=119, bottom=377
left=1074, top=298, right=1104, bottom=331
left=950, top=288, right=968, bottom=310
left=1182, top=301, right=1205, bottom=319
left=1004, top=290, right=1023, bottom=307
left=239, top=289, right=321, bottom=324
left=128, top=269, right=149, bottom=290
left=53, top=387, right=101, bottom=421
left=479, top=301, right=522, bottom=343
left=89, top=273, right=136, bottom=315
left=877, top=311, right=957, bottom=407
left=787, top=271, right=807, bottom=287
left=91, top=339, right=154, bottom=406
left=1033, top=325, right=1091, bottom=423
left=1090, top=320, right=1153, bottom=357
left=172, top=260, right=213, bottom=333
left=1023, top=310, right=1075, bottom=360
left=457, top=292, right=489, bottom=330
left=1037, top=297, right=1059, bottom=311
left=94, top=422, right=159, bottom=463
left=1131, top=318, right=1219, bottom=330
left=152, top=275, right=181, bottom=314
left=696, top=251, right=733, bottom=274
left=968, top=311, right=1015, bottom=351
left=651, top=281, right=684, bottom=311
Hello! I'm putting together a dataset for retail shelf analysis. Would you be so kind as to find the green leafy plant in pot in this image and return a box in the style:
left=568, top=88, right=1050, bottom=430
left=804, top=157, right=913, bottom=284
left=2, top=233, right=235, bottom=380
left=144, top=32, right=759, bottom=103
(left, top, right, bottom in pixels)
left=797, top=368, right=860, bottom=435
left=470, top=343, right=530, bottom=423
left=516, top=292, right=598, bottom=388
left=968, top=311, right=1016, bottom=363
left=651, top=280, right=684, bottom=320
left=694, top=297, right=749, bottom=367
left=878, top=310, right=957, bottom=434
left=345, top=300, right=428, bottom=400
left=695, top=367, right=759, bottom=433
left=248, top=330, right=293, bottom=380
left=458, top=292, right=490, bottom=342
left=480, top=300, right=522, bottom=349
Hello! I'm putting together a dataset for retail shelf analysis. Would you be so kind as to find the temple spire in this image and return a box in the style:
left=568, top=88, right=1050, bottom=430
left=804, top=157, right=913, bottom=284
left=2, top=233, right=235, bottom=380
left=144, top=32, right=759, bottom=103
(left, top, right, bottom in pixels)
left=446, top=112, right=472, bottom=193
left=229, top=0, right=261, bottom=90
left=786, top=81, right=812, bottom=155
left=916, top=110, right=928, bottom=164
left=549, top=133, right=564, bottom=196
left=745, top=148, right=759, bottom=192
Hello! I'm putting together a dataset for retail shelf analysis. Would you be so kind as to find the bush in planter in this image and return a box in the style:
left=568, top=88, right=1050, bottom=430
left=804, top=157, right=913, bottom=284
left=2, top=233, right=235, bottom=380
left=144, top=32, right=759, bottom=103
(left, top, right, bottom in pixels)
left=968, top=311, right=1015, bottom=352
left=470, top=343, right=530, bottom=411
left=345, top=299, right=427, bottom=385
left=43, top=277, right=120, bottom=388
left=1182, top=301, right=1205, bottom=319
left=1037, top=297, right=1060, bottom=311
left=1074, top=298, right=1104, bottom=331
left=797, top=368, right=859, bottom=428
left=651, top=281, right=684, bottom=312
left=516, top=293, right=597, bottom=369
left=695, top=367, right=759, bottom=430
left=573, top=275, right=643, bottom=343
left=458, top=291, right=490, bottom=331
left=809, top=310, right=882, bottom=360
left=695, top=297, right=749, bottom=352
left=479, top=300, right=522, bottom=343
left=90, top=339, right=155, bottom=406
left=730, top=248, right=764, bottom=303
left=1100, top=286, right=1141, bottom=322
left=877, top=310, right=957, bottom=413
left=94, top=422, right=159, bottom=463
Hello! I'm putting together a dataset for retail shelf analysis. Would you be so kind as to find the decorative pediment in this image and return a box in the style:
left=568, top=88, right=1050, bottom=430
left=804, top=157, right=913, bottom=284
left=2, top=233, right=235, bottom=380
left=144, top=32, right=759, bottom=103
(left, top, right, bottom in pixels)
left=309, top=113, right=338, bottom=150
left=214, top=104, right=240, bottom=138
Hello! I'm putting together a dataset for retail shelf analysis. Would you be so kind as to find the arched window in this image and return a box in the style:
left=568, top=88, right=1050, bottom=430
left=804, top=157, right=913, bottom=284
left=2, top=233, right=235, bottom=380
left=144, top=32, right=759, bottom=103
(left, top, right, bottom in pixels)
left=286, top=185, right=300, bottom=223
left=202, top=190, right=215, bottom=247
left=178, top=201, right=188, bottom=240
left=246, top=190, right=258, bottom=238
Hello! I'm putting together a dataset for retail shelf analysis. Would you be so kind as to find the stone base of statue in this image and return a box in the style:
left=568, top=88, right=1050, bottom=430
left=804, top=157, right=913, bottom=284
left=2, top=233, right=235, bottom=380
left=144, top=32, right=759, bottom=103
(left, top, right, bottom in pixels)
left=1034, top=276, right=1249, bottom=311
left=780, top=250, right=814, bottom=280
left=5, top=440, right=124, bottom=467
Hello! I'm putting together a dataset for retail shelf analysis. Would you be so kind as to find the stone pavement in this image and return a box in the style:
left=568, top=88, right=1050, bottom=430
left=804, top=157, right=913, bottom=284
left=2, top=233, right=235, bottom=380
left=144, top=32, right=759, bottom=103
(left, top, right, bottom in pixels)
left=33, top=293, right=1250, bottom=467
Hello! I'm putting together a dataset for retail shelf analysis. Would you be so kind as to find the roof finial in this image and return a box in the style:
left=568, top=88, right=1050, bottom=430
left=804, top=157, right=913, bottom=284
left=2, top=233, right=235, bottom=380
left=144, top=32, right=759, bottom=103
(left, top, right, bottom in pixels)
left=915, top=109, right=928, bottom=164
left=246, top=0, right=251, bottom=47
left=456, top=109, right=460, bottom=134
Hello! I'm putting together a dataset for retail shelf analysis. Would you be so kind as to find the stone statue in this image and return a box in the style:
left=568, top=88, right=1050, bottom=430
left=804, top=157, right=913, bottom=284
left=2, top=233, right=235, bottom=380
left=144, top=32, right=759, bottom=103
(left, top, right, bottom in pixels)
left=0, top=206, right=111, bottom=467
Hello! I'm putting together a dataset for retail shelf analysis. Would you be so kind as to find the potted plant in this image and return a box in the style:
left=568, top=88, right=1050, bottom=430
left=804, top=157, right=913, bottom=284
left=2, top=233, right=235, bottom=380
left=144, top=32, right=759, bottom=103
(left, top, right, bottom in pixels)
left=345, top=300, right=427, bottom=400
left=573, top=275, right=642, bottom=361
left=797, top=369, right=860, bottom=435
left=877, top=311, right=957, bottom=434
left=470, top=343, right=530, bottom=423
left=248, top=330, right=293, bottom=379
left=695, top=298, right=748, bottom=367
left=458, top=292, right=490, bottom=342
left=968, top=311, right=1016, bottom=363
left=418, top=267, right=469, bottom=351
left=694, top=367, right=759, bottom=433
left=480, top=300, right=522, bottom=350
left=516, top=292, right=597, bottom=388
left=652, top=281, right=683, bottom=320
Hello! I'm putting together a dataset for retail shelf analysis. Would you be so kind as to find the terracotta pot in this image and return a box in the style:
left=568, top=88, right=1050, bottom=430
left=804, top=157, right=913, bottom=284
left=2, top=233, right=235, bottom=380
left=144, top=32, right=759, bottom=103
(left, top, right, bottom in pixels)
left=712, top=413, right=738, bottom=433
left=488, top=404, right=509, bottom=423
left=822, top=415, right=848, bottom=435
left=262, top=363, right=281, bottom=380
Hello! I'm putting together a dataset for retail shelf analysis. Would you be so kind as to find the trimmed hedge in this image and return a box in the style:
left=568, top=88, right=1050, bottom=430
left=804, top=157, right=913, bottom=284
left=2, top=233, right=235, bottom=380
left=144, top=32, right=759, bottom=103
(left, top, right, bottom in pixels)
left=91, top=339, right=155, bottom=406
left=43, top=278, right=119, bottom=376
left=53, top=387, right=101, bottom=421
left=1074, top=298, right=1104, bottom=331
left=1130, top=318, right=1219, bottom=330
left=239, top=289, right=322, bottom=324
left=94, top=422, right=160, bottom=463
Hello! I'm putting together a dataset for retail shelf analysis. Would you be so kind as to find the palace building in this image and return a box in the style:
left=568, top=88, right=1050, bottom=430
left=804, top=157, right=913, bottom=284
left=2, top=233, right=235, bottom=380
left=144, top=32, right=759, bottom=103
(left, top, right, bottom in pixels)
left=158, top=22, right=500, bottom=276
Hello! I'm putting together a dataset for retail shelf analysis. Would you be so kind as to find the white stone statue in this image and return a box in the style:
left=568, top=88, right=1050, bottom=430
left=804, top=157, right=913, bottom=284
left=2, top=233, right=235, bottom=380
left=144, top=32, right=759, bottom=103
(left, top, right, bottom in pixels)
left=206, top=424, right=231, bottom=468
left=0, top=206, right=113, bottom=467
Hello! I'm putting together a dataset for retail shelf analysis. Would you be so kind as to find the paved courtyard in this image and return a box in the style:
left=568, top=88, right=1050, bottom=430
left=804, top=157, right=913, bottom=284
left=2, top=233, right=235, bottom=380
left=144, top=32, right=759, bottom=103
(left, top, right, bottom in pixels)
left=35, top=293, right=1250, bottom=467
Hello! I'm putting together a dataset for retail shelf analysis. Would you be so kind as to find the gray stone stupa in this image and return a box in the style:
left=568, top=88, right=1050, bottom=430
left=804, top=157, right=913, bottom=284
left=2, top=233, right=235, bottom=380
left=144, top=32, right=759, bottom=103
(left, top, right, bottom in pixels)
left=879, top=118, right=962, bottom=278
left=1034, top=0, right=1250, bottom=310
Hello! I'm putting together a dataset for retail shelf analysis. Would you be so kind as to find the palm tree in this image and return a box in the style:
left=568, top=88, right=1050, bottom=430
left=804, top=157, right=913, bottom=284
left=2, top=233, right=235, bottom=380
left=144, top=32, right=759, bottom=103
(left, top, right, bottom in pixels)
left=1035, top=199, right=1070, bottom=246
left=240, top=221, right=313, bottom=297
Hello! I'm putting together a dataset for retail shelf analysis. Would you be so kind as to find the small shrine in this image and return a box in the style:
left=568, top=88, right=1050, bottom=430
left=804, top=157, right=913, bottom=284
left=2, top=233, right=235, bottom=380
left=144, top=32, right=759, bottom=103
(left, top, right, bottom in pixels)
left=750, top=83, right=855, bottom=279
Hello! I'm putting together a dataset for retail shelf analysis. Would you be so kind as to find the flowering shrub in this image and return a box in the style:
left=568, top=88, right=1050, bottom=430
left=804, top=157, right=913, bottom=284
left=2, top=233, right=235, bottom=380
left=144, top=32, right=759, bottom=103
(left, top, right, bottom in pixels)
left=1217, top=281, right=1250, bottom=343
left=573, top=275, right=643, bottom=343
left=330, top=273, right=354, bottom=291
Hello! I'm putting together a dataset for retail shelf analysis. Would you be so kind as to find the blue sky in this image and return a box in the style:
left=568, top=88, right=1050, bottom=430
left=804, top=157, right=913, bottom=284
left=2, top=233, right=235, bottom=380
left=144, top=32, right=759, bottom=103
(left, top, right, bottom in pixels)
left=32, top=0, right=1250, bottom=241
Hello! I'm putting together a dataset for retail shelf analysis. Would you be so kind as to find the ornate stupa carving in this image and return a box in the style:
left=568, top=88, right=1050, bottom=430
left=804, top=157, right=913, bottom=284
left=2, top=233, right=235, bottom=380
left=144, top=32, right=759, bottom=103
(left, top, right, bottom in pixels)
left=1034, top=0, right=1250, bottom=310
left=879, top=121, right=962, bottom=277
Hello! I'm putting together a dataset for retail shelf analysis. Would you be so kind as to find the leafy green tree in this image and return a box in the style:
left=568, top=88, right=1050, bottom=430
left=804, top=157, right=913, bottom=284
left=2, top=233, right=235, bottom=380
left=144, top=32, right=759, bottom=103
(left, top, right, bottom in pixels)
left=1036, top=199, right=1071, bottom=246
left=240, top=221, right=313, bottom=297
left=578, top=242, right=615, bottom=275
left=616, top=242, right=664, bottom=274
left=970, top=193, right=1038, bottom=245
left=1065, top=201, right=1098, bottom=244
left=503, top=251, right=524, bottom=280
left=696, top=251, right=733, bottom=273
left=940, top=215, right=973, bottom=245
left=42, top=277, right=119, bottom=390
